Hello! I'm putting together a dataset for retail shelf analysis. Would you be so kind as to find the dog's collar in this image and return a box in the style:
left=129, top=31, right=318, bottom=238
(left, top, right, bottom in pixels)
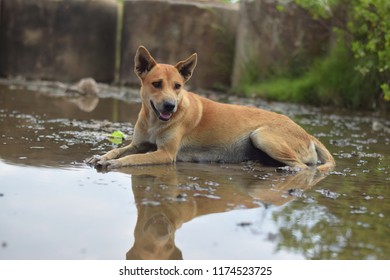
left=150, top=100, right=172, bottom=121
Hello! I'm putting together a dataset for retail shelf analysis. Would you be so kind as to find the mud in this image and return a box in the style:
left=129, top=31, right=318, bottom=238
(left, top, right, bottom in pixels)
left=0, top=79, right=389, bottom=259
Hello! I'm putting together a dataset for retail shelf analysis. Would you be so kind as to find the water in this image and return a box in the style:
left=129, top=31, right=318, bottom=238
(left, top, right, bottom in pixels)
left=0, top=80, right=389, bottom=260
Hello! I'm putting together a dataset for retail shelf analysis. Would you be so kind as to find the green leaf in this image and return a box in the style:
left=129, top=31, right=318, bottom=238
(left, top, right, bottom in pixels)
left=381, top=84, right=390, bottom=101
left=108, top=130, right=126, bottom=144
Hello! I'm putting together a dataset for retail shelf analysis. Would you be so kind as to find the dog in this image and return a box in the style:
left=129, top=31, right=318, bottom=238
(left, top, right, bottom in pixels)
left=87, top=46, right=335, bottom=172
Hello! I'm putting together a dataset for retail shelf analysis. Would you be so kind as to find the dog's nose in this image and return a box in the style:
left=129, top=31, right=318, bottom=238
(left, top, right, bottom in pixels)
left=163, top=101, right=176, bottom=112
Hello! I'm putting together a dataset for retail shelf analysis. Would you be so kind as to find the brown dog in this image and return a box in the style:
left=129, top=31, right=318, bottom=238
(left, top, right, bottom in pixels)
left=87, top=46, right=335, bottom=172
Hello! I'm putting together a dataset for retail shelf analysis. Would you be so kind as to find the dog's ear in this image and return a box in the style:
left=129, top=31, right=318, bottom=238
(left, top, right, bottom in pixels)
left=134, top=46, right=157, bottom=80
left=175, top=53, right=197, bottom=83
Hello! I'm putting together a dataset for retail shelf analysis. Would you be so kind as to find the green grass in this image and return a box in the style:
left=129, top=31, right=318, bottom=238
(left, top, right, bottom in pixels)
left=238, top=43, right=381, bottom=109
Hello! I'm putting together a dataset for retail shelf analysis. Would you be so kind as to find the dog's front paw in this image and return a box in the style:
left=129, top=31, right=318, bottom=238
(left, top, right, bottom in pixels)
left=97, top=159, right=122, bottom=170
left=85, top=155, right=103, bottom=167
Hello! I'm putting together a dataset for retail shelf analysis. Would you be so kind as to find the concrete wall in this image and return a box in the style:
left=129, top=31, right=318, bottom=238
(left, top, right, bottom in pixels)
left=232, top=0, right=331, bottom=88
left=0, top=0, right=332, bottom=91
left=0, top=0, right=238, bottom=89
left=0, top=0, right=117, bottom=82
left=0, top=0, right=2, bottom=42
left=0, top=0, right=3, bottom=70
left=120, top=0, right=238, bottom=90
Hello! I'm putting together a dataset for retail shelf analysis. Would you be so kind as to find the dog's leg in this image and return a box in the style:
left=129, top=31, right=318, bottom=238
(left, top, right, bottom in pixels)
left=250, top=128, right=309, bottom=170
left=99, top=149, right=175, bottom=169
left=86, top=142, right=153, bottom=167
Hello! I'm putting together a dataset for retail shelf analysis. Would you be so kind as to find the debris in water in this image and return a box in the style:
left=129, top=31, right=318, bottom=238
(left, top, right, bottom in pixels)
left=176, top=193, right=187, bottom=201
left=237, top=222, right=252, bottom=227
left=276, top=166, right=301, bottom=174
left=204, top=180, right=220, bottom=187
left=350, top=205, right=368, bottom=214
left=193, top=193, right=221, bottom=200
left=316, top=189, right=340, bottom=200
left=141, top=199, right=161, bottom=206
left=287, top=188, right=305, bottom=198
left=372, top=121, right=390, bottom=133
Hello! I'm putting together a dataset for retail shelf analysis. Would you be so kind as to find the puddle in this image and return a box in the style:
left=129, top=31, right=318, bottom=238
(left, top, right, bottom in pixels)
left=0, top=79, right=389, bottom=259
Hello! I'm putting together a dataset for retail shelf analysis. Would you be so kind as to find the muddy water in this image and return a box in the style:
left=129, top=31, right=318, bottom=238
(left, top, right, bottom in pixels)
left=0, top=80, right=389, bottom=260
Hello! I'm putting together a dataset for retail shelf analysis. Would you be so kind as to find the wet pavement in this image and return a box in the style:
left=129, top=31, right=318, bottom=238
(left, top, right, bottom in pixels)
left=0, top=79, right=389, bottom=259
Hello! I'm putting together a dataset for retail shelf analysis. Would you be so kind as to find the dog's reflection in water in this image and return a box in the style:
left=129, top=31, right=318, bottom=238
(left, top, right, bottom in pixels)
left=124, top=163, right=327, bottom=260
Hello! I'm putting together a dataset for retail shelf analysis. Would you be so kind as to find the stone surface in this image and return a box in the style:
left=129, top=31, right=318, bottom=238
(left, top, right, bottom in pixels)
left=120, top=0, right=238, bottom=90
left=0, top=0, right=2, bottom=36
left=0, top=0, right=333, bottom=92
left=232, top=0, right=331, bottom=88
left=0, top=0, right=117, bottom=82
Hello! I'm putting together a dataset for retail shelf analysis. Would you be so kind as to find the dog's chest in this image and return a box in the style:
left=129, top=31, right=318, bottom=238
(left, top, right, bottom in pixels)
left=144, top=122, right=165, bottom=143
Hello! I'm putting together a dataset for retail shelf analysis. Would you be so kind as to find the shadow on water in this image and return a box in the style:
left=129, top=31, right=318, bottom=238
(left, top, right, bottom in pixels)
left=0, top=80, right=389, bottom=259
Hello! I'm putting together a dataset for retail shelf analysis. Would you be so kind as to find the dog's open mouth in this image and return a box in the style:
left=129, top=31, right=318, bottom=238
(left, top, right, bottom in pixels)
left=150, top=101, right=173, bottom=121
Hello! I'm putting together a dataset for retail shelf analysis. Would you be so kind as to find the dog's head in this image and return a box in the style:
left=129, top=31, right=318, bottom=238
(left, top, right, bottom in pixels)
left=134, top=46, right=197, bottom=121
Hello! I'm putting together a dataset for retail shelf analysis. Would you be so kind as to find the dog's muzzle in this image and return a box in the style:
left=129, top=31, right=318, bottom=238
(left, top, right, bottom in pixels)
left=150, top=100, right=176, bottom=121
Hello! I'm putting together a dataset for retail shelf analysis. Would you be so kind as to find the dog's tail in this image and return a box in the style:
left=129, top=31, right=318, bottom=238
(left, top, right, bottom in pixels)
left=313, top=137, right=335, bottom=173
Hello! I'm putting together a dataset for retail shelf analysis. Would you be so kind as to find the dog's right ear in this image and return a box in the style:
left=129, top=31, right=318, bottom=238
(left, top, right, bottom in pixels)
left=134, top=46, right=157, bottom=80
left=175, top=53, right=197, bottom=83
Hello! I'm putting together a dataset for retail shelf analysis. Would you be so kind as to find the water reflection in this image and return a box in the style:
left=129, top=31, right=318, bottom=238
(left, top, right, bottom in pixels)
left=120, top=164, right=327, bottom=260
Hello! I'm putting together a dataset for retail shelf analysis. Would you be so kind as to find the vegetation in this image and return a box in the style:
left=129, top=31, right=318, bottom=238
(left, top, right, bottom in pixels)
left=239, top=0, right=390, bottom=109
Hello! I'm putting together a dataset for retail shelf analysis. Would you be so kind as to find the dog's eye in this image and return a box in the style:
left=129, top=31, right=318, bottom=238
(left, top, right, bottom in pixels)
left=152, top=81, right=162, bottom=89
left=174, top=83, right=181, bottom=90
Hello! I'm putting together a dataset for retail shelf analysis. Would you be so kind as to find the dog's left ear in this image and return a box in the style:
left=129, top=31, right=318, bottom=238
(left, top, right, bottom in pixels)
left=134, top=46, right=157, bottom=80
left=175, top=53, right=197, bottom=83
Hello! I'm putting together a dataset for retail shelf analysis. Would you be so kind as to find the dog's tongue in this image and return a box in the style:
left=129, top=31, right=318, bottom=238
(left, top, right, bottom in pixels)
left=159, top=112, right=173, bottom=121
